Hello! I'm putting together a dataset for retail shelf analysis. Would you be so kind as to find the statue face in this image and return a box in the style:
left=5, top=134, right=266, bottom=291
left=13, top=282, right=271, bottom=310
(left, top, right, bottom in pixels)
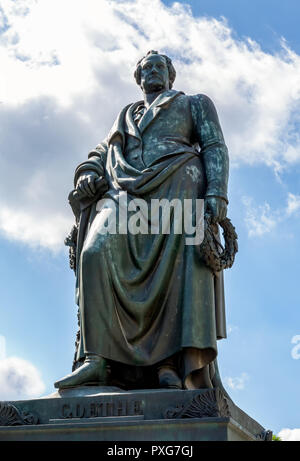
left=140, top=54, right=170, bottom=93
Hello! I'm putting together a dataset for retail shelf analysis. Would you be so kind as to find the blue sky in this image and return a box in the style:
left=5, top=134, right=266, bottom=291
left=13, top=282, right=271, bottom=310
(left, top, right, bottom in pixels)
left=0, top=0, right=299, bottom=440
left=164, top=0, right=300, bottom=54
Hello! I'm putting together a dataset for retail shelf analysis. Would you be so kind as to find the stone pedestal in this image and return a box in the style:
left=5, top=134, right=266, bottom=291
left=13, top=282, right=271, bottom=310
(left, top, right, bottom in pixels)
left=0, top=387, right=272, bottom=441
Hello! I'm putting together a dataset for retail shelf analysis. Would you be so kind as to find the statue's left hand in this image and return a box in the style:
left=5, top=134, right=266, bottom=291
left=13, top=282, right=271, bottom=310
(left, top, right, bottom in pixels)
left=205, top=196, right=227, bottom=223
left=73, top=173, right=108, bottom=201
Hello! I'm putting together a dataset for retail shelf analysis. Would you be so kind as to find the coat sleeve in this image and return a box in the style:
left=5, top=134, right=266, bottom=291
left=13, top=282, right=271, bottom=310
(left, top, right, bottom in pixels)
left=73, top=139, right=109, bottom=188
left=73, top=102, right=132, bottom=188
left=190, top=94, right=229, bottom=203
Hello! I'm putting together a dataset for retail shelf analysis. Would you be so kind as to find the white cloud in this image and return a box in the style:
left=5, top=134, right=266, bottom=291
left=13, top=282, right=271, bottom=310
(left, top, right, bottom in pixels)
left=0, top=337, right=45, bottom=400
left=291, top=335, right=300, bottom=360
left=242, top=192, right=300, bottom=237
left=224, top=372, right=249, bottom=390
left=227, top=324, right=239, bottom=335
left=0, top=205, right=72, bottom=251
left=286, top=193, right=300, bottom=216
left=1, top=0, right=300, bottom=249
left=278, top=428, right=300, bottom=441
left=283, top=145, right=300, bottom=164
left=0, top=357, right=45, bottom=400
left=242, top=197, right=277, bottom=237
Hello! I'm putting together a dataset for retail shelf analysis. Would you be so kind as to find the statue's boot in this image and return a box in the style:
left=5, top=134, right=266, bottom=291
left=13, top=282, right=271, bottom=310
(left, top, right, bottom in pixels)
left=158, top=365, right=182, bottom=389
left=54, top=354, right=107, bottom=389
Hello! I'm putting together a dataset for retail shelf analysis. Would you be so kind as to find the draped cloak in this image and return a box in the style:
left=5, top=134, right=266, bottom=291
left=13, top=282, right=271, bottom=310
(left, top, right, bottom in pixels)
left=72, top=90, right=229, bottom=389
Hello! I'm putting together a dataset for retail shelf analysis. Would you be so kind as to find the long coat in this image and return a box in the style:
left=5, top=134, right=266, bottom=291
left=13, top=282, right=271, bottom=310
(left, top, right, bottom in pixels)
left=72, top=89, right=229, bottom=388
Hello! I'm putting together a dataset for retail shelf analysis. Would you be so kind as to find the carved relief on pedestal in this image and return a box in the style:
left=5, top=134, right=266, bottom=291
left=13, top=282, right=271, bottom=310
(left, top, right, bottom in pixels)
left=164, top=388, right=231, bottom=419
left=0, top=402, right=39, bottom=426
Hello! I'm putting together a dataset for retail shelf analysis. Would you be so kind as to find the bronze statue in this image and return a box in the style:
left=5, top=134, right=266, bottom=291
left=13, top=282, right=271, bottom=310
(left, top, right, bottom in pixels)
left=55, top=51, right=235, bottom=392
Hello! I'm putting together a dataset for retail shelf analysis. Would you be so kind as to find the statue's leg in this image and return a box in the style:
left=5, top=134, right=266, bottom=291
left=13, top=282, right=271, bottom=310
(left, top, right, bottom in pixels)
left=54, top=353, right=107, bottom=389
left=181, top=348, right=215, bottom=389
left=183, top=365, right=213, bottom=389
left=55, top=215, right=118, bottom=390
left=157, top=354, right=182, bottom=389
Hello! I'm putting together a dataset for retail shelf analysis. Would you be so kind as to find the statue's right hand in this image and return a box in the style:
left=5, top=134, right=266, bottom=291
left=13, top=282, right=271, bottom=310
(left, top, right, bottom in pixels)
left=75, top=170, right=100, bottom=198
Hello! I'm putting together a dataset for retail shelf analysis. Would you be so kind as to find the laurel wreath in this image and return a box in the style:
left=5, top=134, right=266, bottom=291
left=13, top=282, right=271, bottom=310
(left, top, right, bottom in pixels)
left=199, top=216, right=238, bottom=273
left=65, top=224, right=78, bottom=272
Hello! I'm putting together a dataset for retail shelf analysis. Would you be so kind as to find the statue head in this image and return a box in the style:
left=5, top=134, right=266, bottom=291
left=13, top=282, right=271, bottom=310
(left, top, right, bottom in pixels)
left=134, top=50, right=176, bottom=93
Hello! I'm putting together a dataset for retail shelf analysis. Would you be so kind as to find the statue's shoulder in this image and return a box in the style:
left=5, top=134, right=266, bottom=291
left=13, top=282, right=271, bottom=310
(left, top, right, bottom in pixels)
left=119, top=102, right=136, bottom=117
left=189, top=93, right=215, bottom=107
left=188, top=93, right=219, bottom=121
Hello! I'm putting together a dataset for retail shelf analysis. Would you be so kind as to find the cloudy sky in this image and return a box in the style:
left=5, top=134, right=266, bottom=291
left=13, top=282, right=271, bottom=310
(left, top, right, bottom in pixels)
left=0, top=0, right=299, bottom=440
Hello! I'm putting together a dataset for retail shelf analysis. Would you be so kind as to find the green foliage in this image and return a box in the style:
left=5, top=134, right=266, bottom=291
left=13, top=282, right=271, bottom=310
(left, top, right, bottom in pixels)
left=272, top=434, right=282, bottom=441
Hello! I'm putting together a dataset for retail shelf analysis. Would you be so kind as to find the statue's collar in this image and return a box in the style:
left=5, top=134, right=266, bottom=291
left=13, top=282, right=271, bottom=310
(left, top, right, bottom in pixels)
left=134, top=89, right=183, bottom=135
left=151, top=89, right=182, bottom=108
left=107, top=90, right=183, bottom=145
left=130, top=89, right=182, bottom=113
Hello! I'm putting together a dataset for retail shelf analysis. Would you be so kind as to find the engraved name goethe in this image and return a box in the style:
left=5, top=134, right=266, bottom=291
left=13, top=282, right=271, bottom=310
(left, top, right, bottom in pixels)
left=61, top=399, right=144, bottom=419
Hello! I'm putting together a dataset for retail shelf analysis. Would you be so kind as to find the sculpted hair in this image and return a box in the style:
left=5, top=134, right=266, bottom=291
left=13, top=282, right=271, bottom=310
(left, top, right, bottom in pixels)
left=134, top=50, right=176, bottom=89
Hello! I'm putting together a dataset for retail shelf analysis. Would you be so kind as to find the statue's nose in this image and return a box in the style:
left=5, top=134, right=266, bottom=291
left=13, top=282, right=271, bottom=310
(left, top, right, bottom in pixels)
left=150, top=68, right=160, bottom=75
